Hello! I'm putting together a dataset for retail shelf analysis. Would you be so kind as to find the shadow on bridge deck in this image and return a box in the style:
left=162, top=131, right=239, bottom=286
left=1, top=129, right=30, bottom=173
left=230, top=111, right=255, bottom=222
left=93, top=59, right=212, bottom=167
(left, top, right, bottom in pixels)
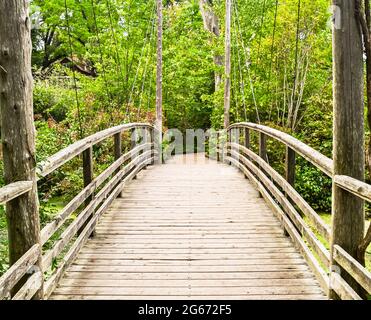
left=50, top=153, right=326, bottom=300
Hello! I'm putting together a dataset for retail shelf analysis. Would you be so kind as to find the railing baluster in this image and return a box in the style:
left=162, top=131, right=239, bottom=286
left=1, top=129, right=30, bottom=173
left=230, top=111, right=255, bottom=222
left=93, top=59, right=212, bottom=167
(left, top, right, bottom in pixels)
left=285, top=146, right=296, bottom=188
left=79, top=147, right=94, bottom=236
left=114, top=132, right=122, bottom=173
left=259, top=132, right=267, bottom=163
left=244, top=128, right=250, bottom=150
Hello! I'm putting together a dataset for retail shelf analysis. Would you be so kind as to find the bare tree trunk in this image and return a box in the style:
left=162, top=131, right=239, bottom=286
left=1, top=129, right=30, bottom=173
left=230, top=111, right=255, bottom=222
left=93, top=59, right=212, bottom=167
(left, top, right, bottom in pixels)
left=331, top=0, right=365, bottom=298
left=199, top=0, right=223, bottom=91
left=0, top=0, right=43, bottom=298
left=355, top=0, right=371, bottom=265
left=156, top=0, right=163, bottom=163
left=224, top=0, right=232, bottom=129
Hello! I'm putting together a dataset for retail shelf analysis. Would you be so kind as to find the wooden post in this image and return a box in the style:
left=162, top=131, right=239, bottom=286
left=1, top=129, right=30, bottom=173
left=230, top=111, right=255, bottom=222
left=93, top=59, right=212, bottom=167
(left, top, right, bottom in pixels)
left=114, top=132, right=122, bottom=172
left=131, top=128, right=138, bottom=180
left=259, top=132, right=267, bottom=163
left=216, top=132, right=221, bottom=162
left=244, top=128, right=250, bottom=150
left=156, top=0, right=163, bottom=164
left=258, top=133, right=267, bottom=198
left=150, top=128, right=155, bottom=165
left=0, top=1, right=43, bottom=298
left=114, top=132, right=122, bottom=198
left=224, top=0, right=232, bottom=129
left=285, top=147, right=296, bottom=187
left=78, top=147, right=94, bottom=236
left=330, top=0, right=365, bottom=298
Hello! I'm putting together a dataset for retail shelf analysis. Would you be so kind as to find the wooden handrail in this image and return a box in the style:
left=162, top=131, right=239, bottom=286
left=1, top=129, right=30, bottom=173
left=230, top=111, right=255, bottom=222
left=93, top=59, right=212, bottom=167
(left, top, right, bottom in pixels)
left=0, top=122, right=157, bottom=300
left=0, top=244, right=41, bottom=299
left=228, top=122, right=333, bottom=177
left=218, top=123, right=371, bottom=299
left=0, top=181, right=33, bottom=205
left=37, top=123, right=156, bottom=178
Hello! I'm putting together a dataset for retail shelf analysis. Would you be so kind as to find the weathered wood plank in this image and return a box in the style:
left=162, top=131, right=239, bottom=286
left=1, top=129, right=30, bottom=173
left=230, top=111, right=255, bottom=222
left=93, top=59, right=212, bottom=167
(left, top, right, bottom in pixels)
left=12, top=271, right=42, bottom=300
left=0, top=244, right=40, bottom=299
left=0, top=181, right=33, bottom=205
left=330, top=272, right=362, bottom=300
left=333, top=245, right=371, bottom=294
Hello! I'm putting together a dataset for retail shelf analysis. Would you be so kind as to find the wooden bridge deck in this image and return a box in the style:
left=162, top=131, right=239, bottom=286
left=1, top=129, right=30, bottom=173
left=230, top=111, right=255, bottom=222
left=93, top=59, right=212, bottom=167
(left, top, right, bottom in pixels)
left=50, top=154, right=326, bottom=300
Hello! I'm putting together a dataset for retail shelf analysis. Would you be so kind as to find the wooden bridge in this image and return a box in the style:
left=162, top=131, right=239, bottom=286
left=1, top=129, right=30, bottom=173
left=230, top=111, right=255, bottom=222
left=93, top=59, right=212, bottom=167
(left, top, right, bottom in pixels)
left=0, top=123, right=370, bottom=300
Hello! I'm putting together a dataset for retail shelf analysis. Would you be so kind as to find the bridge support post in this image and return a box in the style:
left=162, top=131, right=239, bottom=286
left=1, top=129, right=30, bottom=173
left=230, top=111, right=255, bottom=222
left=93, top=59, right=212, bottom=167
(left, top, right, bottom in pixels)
left=243, top=128, right=250, bottom=179
left=285, top=147, right=296, bottom=188
left=216, top=132, right=221, bottom=162
left=0, top=0, right=43, bottom=299
left=131, top=128, right=138, bottom=180
left=330, top=0, right=365, bottom=298
left=79, top=147, right=95, bottom=237
left=258, top=133, right=268, bottom=198
left=114, top=132, right=122, bottom=198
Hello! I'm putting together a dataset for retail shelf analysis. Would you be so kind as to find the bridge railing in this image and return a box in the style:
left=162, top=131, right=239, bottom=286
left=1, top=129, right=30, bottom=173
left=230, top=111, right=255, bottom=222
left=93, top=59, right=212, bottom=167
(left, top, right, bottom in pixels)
left=0, top=183, right=42, bottom=300
left=0, top=123, right=158, bottom=300
left=213, top=122, right=371, bottom=300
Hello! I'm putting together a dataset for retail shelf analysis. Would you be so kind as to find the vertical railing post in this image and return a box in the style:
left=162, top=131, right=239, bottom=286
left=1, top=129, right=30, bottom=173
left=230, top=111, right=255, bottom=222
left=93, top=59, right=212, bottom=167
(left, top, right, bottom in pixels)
left=259, top=132, right=267, bottom=163
left=258, top=132, right=267, bottom=198
left=79, top=147, right=94, bottom=237
left=216, top=131, right=221, bottom=162
left=114, top=132, right=122, bottom=198
left=114, top=132, right=122, bottom=173
left=150, top=127, right=155, bottom=165
left=285, top=147, right=296, bottom=188
left=131, top=128, right=138, bottom=179
left=244, top=128, right=250, bottom=150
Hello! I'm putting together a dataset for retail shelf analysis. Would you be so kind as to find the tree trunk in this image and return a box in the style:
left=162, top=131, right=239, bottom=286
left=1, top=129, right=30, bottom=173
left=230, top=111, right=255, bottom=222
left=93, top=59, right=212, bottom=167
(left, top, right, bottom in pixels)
left=156, top=0, right=163, bottom=163
left=331, top=0, right=365, bottom=298
left=224, top=0, right=232, bottom=129
left=199, top=0, right=223, bottom=91
left=0, top=0, right=43, bottom=298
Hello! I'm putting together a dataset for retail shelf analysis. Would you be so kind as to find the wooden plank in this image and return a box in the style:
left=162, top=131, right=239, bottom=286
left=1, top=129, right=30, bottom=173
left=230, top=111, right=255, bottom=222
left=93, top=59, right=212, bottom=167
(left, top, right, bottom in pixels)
left=330, top=272, right=362, bottom=300
left=0, top=181, right=33, bottom=205
left=66, top=265, right=310, bottom=273
left=333, top=245, right=371, bottom=294
left=63, top=271, right=315, bottom=280
left=334, top=175, right=371, bottom=203
left=50, top=294, right=326, bottom=300
left=58, top=278, right=319, bottom=288
left=12, top=271, right=42, bottom=300
left=0, top=244, right=40, bottom=299
left=52, top=286, right=323, bottom=296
